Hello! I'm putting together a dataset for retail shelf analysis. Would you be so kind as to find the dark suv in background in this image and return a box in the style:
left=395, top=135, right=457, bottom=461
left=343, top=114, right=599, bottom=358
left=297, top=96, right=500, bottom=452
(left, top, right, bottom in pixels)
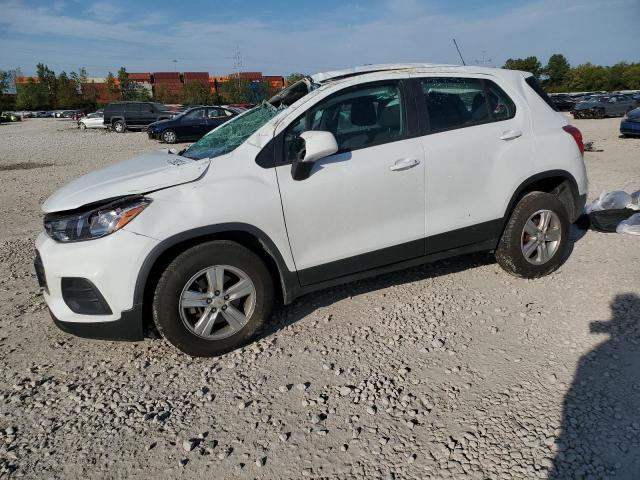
left=147, top=106, right=239, bottom=143
left=103, top=101, right=173, bottom=132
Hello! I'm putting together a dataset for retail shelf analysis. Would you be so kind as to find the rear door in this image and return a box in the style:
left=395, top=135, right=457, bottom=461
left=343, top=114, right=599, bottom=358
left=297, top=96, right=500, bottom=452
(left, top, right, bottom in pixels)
left=413, top=75, right=534, bottom=251
left=139, top=103, right=157, bottom=125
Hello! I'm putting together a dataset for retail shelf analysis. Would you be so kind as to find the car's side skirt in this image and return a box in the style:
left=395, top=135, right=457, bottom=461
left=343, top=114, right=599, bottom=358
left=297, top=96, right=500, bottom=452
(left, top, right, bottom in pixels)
left=292, top=218, right=503, bottom=298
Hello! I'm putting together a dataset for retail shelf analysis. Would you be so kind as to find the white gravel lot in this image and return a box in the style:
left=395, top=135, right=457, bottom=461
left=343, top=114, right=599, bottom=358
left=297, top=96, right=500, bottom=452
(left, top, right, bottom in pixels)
left=0, top=117, right=639, bottom=479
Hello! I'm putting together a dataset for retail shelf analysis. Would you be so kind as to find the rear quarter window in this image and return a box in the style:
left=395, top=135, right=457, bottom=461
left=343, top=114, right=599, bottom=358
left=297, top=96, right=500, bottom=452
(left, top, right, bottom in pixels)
left=525, top=76, right=558, bottom=112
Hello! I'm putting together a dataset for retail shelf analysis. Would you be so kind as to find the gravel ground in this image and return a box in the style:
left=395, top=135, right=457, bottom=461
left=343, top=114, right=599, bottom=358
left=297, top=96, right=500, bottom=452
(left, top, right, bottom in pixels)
left=0, top=118, right=639, bottom=479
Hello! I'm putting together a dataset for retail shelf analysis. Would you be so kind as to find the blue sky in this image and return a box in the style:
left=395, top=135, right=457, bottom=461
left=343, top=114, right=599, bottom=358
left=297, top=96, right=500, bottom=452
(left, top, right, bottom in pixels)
left=0, top=0, right=638, bottom=77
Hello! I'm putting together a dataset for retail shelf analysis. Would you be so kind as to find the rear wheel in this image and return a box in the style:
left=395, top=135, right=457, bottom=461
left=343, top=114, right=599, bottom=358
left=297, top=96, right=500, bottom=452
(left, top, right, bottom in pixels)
left=162, top=129, right=177, bottom=144
left=113, top=120, right=126, bottom=133
left=495, top=192, right=569, bottom=278
left=153, top=241, right=274, bottom=357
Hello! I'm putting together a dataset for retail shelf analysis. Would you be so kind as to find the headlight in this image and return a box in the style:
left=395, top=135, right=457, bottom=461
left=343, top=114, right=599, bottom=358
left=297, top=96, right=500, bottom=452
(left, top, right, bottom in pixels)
left=44, top=197, right=151, bottom=242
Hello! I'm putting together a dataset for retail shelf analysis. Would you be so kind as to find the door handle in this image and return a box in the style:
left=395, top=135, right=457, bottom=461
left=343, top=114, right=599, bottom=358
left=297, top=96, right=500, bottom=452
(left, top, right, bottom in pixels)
left=500, top=129, right=522, bottom=141
left=389, top=158, right=420, bottom=171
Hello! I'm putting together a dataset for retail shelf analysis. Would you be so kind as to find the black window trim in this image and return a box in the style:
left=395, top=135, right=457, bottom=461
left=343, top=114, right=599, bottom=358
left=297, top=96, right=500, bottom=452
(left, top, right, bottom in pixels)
left=257, top=78, right=422, bottom=168
left=415, top=76, right=517, bottom=136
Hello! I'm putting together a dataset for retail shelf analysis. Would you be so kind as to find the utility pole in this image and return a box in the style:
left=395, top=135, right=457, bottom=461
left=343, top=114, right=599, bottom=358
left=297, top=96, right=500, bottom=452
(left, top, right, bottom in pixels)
left=232, top=44, right=243, bottom=100
left=452, top=38, right=466, bottom=66
left=172, top=59, right=178, bottom=72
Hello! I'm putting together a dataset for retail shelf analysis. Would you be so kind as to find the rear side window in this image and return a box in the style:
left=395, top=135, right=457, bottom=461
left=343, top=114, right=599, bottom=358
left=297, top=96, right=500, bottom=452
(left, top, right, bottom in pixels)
left=525, top=76, right=558, bottom=112
left=284, top=82, right=406, bottom=161
left=421, top=78, right=516, bottom=132
left=125, top=103, right=141, bottom=113
left=422, top=78, right=490, bottom=131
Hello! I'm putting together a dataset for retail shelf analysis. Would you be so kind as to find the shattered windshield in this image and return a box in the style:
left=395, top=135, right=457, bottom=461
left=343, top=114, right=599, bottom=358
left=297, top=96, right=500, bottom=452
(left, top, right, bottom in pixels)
left=181, top=78, right=315, bottom=160
left=182, top=102, right=284, bottom=160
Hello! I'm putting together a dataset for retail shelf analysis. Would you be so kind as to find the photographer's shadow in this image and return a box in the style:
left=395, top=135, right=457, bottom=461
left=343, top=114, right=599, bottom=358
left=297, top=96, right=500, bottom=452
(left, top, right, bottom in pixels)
left=551, top=293, right=640, bottom=479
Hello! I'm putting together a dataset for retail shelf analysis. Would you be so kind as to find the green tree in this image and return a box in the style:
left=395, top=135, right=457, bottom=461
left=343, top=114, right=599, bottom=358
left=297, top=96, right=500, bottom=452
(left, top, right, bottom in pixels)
left=153, top=84, right=177, bottom=104
left=567, top=63, right=608, bottom=91
left=285, top=73, right=306, bottom=85
left=544, top=54, right=570, bottom=88
left=56, top=71, right=81, bottom=108
left=36, top=63, right=57, bottom=107
left=503, top=56, right=543, bottom=79
left=16, top=78, right=48, bottom=110
left=219, top=77, right=251, bottom=103
left=117, top=67, right=134, bottom=100
left=605, top=62, right=629, bottom=91
left=622, top=64, right=640, bottom=89
left=182, top=80, right=211, bottom=105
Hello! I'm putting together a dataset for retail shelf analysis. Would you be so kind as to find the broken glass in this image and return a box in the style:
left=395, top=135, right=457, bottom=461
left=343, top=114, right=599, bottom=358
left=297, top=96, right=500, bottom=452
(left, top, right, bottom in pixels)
left=182, top=102, right=285, bottom=160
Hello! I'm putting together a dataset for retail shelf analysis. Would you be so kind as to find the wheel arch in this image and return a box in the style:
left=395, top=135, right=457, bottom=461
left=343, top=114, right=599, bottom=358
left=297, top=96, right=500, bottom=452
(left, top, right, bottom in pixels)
left=504, top=170, right=581, bottom=225
left=135, top=224, right=299, bottom=328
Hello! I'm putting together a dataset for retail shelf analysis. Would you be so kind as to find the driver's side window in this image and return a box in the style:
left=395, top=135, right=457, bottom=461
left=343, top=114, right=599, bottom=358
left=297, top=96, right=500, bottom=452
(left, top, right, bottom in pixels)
left=284, top=82, right=406, bottom=162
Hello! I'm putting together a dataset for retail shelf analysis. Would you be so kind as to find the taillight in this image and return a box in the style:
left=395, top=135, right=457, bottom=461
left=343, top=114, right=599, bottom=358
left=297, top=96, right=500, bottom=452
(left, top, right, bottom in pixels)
left=562, top=125, right=584, bottom=155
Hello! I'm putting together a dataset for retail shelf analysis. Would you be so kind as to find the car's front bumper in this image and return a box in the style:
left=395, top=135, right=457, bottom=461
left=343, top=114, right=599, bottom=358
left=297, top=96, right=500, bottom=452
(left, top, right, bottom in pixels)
left=35, top=229, right=160, bottom=340
left=620, top=120, right=640, bottom=136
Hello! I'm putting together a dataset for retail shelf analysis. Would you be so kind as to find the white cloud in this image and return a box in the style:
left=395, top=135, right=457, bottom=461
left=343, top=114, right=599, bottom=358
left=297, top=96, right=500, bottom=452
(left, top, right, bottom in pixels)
left=0, top=0, right=637, bottom=75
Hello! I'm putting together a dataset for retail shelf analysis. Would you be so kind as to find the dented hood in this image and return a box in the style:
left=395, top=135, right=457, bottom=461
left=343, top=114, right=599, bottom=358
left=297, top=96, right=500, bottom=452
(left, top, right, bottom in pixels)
left=42, top=151, right=209, bottom=213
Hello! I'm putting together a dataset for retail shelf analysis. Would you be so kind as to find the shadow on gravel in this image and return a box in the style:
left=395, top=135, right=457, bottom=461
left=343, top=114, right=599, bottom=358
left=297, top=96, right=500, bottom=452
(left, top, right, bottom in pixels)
left=0, top=162, right=54, bottom=171
left=550, top=293, right=640, bottom=479
left=257, top=251, right=496, bottom=340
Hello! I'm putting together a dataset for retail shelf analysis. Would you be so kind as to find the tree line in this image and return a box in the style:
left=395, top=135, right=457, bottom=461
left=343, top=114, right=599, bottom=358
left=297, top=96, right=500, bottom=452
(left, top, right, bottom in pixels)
left=503, top=54, right=640, bottom=92
left=0, top=65, right=305, bottom=111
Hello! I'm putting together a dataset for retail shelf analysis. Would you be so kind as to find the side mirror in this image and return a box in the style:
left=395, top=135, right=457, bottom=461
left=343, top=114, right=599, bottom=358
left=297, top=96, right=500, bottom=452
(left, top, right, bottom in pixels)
left=299, top=131, right=338, bottom=163
left=291, top=131, right=339, bottom=181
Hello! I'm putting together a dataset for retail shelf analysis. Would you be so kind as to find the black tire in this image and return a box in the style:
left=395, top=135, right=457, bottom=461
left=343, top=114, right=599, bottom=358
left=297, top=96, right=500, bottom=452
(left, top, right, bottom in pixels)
left=152, top=240, right=274, bottom=357
left=113, top=120, right=126, bottom=133
left=595, top=108, right=605, bottom=119
left=79, top=122, right=86, bottom=130
left=495, top=192, right=570, bottom=279
left=161, top=129, right=177, bottom=144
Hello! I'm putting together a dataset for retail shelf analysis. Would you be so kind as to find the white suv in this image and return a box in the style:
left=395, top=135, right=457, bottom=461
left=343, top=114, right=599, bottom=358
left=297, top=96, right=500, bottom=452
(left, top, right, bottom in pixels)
left=35, top=64, right=588, bottom=357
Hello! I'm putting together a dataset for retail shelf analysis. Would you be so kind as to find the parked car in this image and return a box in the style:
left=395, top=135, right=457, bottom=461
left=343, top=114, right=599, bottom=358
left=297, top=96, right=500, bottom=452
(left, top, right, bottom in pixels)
left=78, top=112, right=107, bottom=130
left=550, top=94, right=575, bottom=111
left=571, top=95, right=636, bottom=118
left=147, top=106, right=238, bottom=143
left=36, top=63, right=587, bottom=357
left=1, top=112, right=21, bottom=122
left=620, top=107, right=640, bottom=137
left=103, top=101, right=173, bottom=133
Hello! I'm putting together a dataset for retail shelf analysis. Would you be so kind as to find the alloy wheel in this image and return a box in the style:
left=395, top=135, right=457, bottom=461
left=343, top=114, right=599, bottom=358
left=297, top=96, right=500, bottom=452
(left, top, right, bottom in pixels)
left=178, top=265, right=256, bottom=340
left=163, top=131, right=176, bottom=143
left=521, top=209, right=562, bottom=265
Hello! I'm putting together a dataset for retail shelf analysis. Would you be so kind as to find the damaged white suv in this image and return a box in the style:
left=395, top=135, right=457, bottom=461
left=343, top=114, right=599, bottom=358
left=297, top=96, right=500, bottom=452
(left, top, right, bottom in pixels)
left=36, top=64, right=588, bottom=357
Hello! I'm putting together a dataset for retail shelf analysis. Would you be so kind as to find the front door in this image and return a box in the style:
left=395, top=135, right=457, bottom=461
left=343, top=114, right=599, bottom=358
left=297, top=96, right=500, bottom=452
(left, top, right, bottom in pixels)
left=275, top=81, right=426, bottom=285
left=180, top=108, right=207, bottom=138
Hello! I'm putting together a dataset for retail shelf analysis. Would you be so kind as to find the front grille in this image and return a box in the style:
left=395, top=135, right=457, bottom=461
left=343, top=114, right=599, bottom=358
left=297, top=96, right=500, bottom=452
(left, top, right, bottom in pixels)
left=34, top=251, right=48, bottom=294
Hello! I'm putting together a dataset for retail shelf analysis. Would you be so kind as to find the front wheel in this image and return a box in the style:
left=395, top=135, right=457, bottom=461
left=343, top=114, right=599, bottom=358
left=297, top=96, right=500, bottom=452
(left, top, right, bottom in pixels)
left=495, top=192, right=569, bottom=278
left=79, top=122, right=86, bottom=130
left=153, top=241, right=274, bottom=357
left=161, top=129, right=177, bottom=144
